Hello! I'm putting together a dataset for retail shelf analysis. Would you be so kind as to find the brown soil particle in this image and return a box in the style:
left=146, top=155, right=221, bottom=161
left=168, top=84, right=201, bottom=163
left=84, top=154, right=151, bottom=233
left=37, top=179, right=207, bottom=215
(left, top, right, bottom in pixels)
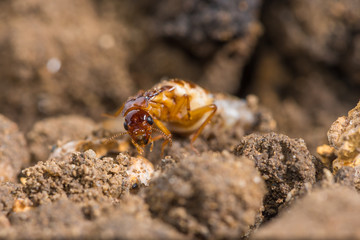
left=334, top=166, right=358, bottom=189
left=21, top=150, right=131, bottom=205
left=234, top=132, right=317, bottom=219
left=27, top=115, right=96, bottom=163
left=327, top=101, right=360, bottom=171
left=145, top=151, right=266, bottom=239
left=0, top=182, right=21, bottom=214
left=253, top=186, right=360, bottom=240
left=0, top=114, right=30, bottom=182
left=316, top=101, right=360, bottom=190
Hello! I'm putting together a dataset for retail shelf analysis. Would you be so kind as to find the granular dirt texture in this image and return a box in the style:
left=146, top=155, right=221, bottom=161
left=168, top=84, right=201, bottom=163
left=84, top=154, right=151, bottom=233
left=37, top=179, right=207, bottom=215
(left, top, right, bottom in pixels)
left=334, top=166, right=359, bottom=189
left=253, top=186, right=360, bottom=240
left=328, top=100, right=360, bottom=147
left=145, top=151, right=266, bottom=239
left=234, top=132, right=317, bottom=220
left=327, top=100, right=360, bottom=172
left=0, top=182, right=21, bottom=214
left=316, top=101, right=360, bottom=191
left=21, top=150, right=130, bottom=205
left=27, top=115, right=97, bottom=163
left=0, top=114, right=30, bottom=182
left=0, top=0, right=135, bottom=131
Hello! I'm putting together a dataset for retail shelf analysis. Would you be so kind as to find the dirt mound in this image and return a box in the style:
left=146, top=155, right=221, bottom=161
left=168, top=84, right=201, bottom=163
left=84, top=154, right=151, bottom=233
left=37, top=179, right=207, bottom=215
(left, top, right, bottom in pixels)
left=0, top=115, right=30, bottom=182
left=253, top=185, right=360, bottom=239
left=27, top=115, right=96, bottom=163
left=3, top=196, right=183, bottom=239
left=234, top=132, right=317, bottom=219
left=145, top=151, right=265, bottom=239
left=22, top=151, right=128, bottom=205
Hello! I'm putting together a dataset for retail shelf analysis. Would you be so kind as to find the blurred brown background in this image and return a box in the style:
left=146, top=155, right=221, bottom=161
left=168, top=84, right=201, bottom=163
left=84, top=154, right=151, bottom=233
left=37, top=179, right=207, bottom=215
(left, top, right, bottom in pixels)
left=0, top=0, right=359, bottom=152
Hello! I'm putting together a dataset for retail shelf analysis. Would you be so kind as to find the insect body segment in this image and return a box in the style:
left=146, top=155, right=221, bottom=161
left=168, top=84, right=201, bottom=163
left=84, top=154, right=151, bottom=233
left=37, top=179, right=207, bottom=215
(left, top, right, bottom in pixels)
left=110, top=79, right=217, bottom=155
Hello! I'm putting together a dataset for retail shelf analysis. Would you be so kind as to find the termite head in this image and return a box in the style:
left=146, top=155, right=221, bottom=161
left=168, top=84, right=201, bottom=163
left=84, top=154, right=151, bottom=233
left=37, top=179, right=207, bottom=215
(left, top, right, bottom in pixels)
left=123, top=109, right=154, bottom=146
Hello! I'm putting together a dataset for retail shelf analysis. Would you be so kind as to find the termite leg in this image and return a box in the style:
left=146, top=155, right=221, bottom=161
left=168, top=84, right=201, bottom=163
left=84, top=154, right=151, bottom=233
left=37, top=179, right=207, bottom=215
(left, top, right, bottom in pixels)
left=149, top=134, right=168, bottom=152
left=188, top=104, right=217, bottom=145
left=161, top=138, right=172, bottom=157
left=102, top=104, right=124, bottom=118
left=153, top=118, right=172, bottom=155
left=169, top=94, right=191, bottom=120
left=151, top=134, right=164, bottom=142
left=149, top=136, right=154, bottom=152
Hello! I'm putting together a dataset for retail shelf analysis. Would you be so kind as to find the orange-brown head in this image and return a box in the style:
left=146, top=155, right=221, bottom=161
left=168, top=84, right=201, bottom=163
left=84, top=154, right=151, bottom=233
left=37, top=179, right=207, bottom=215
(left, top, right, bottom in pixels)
left=123, top=109, right=154, bottom=146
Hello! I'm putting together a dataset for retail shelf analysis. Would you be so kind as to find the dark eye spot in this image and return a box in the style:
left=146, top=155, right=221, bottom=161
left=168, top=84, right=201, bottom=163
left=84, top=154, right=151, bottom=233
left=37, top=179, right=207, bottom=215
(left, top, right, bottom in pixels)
left=131, top=183, right=138, bottom=189
left=124, top=121, right=129, bottom=130
left=146, top=116, right=153, bottom=125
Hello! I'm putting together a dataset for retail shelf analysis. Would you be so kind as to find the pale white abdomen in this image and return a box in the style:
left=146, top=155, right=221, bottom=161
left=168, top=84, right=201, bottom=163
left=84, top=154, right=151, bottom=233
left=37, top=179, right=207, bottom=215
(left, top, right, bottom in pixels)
left=156, top=79, right=214, bottom=134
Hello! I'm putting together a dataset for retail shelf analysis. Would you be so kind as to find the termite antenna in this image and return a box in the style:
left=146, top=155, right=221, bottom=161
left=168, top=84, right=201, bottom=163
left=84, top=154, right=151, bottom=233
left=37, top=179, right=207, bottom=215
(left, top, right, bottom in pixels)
left=106, top=132, right=128, bottom=143
left=152, top=128, right=166, bottom=138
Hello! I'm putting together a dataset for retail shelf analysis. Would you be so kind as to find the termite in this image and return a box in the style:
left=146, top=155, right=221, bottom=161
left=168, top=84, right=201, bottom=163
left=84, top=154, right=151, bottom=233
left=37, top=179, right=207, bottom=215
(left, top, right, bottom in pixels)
left=106, top=79, right=217, bottom=155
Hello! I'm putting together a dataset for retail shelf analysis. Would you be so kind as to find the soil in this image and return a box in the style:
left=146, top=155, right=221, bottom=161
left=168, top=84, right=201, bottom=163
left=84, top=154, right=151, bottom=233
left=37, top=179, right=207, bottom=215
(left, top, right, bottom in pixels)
left=145, top=151, right=265, bottom=239
left=129, top=0, right=263, bottom=94
left=5, top=196, right=184, bottom=239
left=0, top=0, right=359, bottom=239
left=234, top=133, right=317, bottom=220
left=253, top=185, right=360, bottom=240
left=0, top=115, right=30, bottom=182
left=27, top=115, right=97, bottom=163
